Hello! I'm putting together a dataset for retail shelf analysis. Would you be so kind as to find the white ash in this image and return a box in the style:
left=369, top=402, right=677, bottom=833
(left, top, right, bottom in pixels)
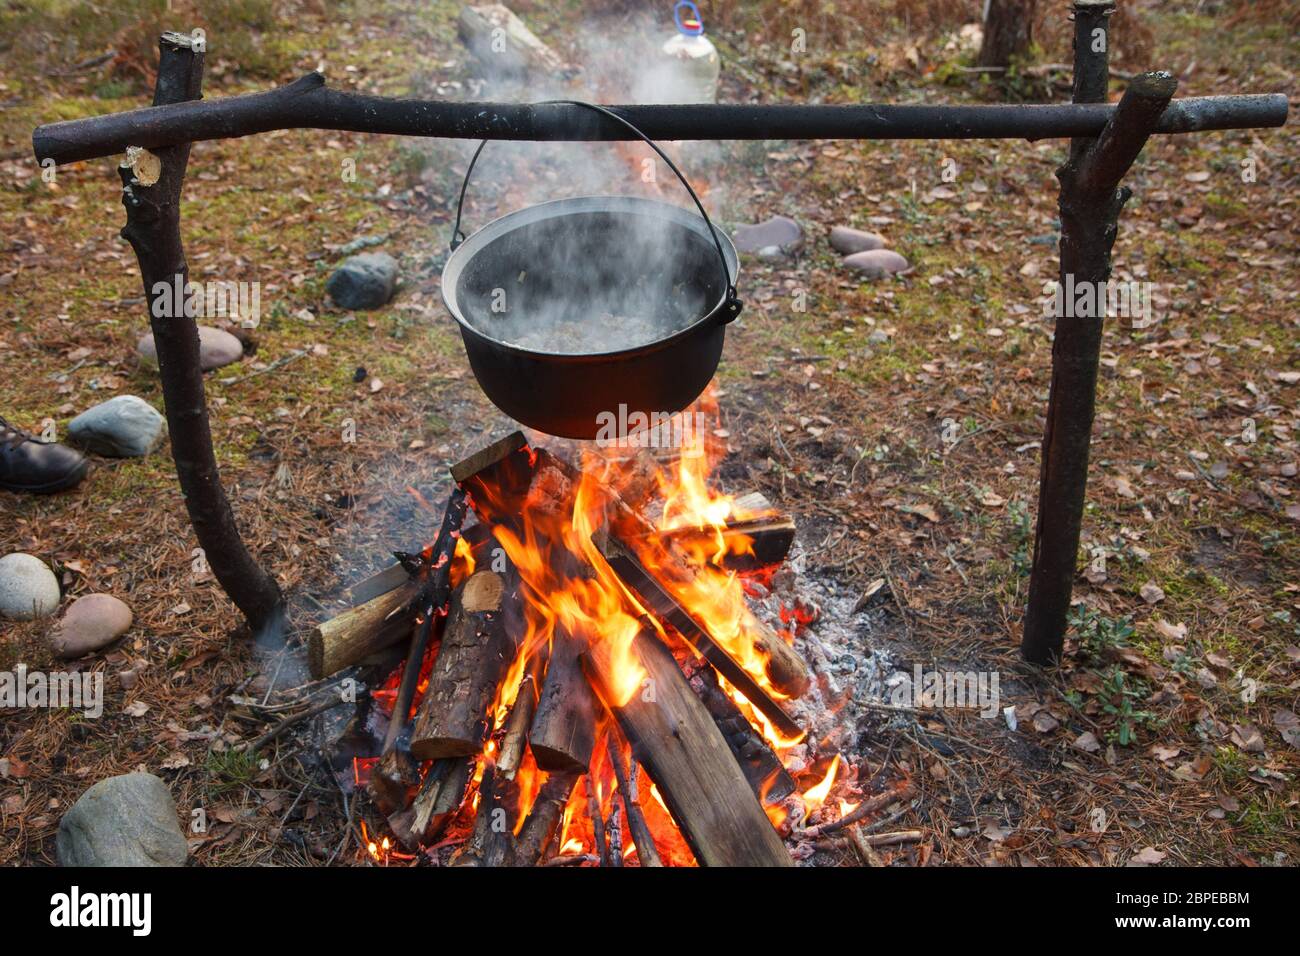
left=747, top=544, right=902, bottom=843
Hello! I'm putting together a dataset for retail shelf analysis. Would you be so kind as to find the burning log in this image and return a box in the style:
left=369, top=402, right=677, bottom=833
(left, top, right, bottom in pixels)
left=512, top=770, right=580, bottom=866
left=683, top=658, right=795, bottom=806
left=408, top=756, right=473, bottom=844
left=592, top=529, right=804, bottom=739
left=605, top=799, right=623, bottom=868
left=452, top=765, right=515, bottom=867
left=528, top=622, right=598, bottom=773
left=542, top=449, right=810, bottom=704
left=647, top=491, right=796, bottom=574
left=585, top=774, right=609, bottom=867
left=308, top=580, right=418, bottom=679
left=410, top=568, right=519, bottom=761
left=583, top=628, right=793, bottom=867
left=605, top=736, right=663, bottom=867
left=496, top=652, right=541, bottom=780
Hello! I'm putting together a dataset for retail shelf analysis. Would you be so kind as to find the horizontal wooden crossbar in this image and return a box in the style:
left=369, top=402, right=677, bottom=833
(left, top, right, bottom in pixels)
left=33, top=70, right=1288, bottom=166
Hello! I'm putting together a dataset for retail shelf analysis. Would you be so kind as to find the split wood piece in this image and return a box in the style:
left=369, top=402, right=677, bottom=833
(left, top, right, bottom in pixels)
left=546, top=447, right=808, bottom=705
left=408, top=756, right=473, bottom=845
left=451, top=765, right=516, bottom=867
left=606, top=798, right=623, bottom=867
left=529, top=622, right=598, bottom=773
left=605, top=736, right=663, bottom=867
left=308, top=579, right=419, bottom=679
left=645, top=490, right=794, bottom=574
left=368, top=747, right=420, bottom=817
left=683, top=658, right=795, bottom=806
left=379, top=610, right=436, bottom=756
left=592, top=528, right=804, bottom=740
left=646, top=514, right=795, bottom=574
left=347, top=562, right=409, bottom=605
left=496, top=651, right=542, bottom=780
left=380, top=488, right=472, bottom=753
left=582, top=628, right=793, bottom=867
left=409, top=569, right=518, bottom=761
left=513, top=770, right=580, bottom=866
left=585, top=774, right=609, bottom=867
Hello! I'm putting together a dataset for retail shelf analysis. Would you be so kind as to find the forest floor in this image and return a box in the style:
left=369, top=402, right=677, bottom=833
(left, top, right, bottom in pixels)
left=0, top=0, right=1296, bottom=866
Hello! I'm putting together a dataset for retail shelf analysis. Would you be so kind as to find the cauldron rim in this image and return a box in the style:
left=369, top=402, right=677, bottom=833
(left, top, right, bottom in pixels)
left=440, top=194, right=740, bottom=363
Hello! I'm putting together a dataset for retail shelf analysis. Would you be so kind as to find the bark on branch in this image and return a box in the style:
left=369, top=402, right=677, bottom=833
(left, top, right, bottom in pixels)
left=119, top=32, right=283, bottom=636
left=33, top=68, right=1286, bottom=166
left=1022, top=10, right=1178, bottom=665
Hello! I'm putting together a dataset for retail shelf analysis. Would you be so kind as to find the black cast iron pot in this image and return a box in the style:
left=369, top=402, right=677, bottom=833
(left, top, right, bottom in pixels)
left=440, top=103, right=742, bottom=440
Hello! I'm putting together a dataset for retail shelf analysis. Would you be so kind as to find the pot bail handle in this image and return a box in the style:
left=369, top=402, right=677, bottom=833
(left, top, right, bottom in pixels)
left=448, top=100, right=742, bottom=324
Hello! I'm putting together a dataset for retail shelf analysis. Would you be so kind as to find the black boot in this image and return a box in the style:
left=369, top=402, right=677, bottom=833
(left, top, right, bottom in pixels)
left=0, top=416, right=90, bottom=494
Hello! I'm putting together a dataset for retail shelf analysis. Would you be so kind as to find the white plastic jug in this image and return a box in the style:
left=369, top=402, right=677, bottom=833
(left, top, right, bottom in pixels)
left=660, top=1, right=720, bottom=104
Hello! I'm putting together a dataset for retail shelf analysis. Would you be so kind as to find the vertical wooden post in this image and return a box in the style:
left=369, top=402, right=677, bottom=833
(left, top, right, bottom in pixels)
left=1022, top=0, right=1175, bottom=664
left=118, top=32, right=285, bottom=636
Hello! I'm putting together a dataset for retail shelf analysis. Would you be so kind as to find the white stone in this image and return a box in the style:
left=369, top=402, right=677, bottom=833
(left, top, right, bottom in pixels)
left=0, top=552, right=61, bottom=620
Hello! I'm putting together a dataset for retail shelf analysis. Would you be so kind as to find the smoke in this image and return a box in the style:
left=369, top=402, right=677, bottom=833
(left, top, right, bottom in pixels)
left=434, top=9, right=739, bottom=355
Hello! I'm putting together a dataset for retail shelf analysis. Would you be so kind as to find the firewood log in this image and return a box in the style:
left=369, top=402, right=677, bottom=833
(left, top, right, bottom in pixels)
left=408, top=756, right=473, bottom=844
left=496, top=652, right=542, bottom=780
left=582, top=628, right=793, bottom=867
left=683, top=658, right=795, bottom=805
left=592, top=528, right=804, bottom=738
left=646, top=513, right=796, bottom=574
left=512, top=770, right=579, bottom=866
left=528, top=622, right=597, bottom=772
left=410, top=569, right=519, bottom=761
left=451, top=765, right=515, bottom=867
left=308, top=579, right=418, bottom=679
left=606, top=736, right=663, bottom=867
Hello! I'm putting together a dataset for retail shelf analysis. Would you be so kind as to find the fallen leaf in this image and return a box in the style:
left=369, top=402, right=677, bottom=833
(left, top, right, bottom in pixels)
left=1073, top=731, right=1102, bottom=753
left=1139, top=581, right=1165, bottom=605
left=1129, top=846, right=1167, bottom=866
left=1230, top=723, right=1265, bottom=754
left=124, top=700, right=150, bottom=718
left=1153, top=619, right=1186, bottom=641
left=1149, top=744, right=1181, bottom=762
left=896, top=502, right=940, bottom=522
left=1272, top=709, right=1300, bottom=750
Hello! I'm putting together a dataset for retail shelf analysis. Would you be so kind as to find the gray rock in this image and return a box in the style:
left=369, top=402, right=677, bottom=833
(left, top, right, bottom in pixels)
left=50, top=593, right=133, bottom=659
left=57, top=773, right=188, bottom=867
left=67, top=395, right=166, bottom=458
left=830, top=226, right=886, bottom=255
left=327, top=252, right=399, bottom=309
left=137, top=326, right=244, bottom=372
left=733, top=216, right=803, bottom=257
left=0, top=552, right=61, bottom=620
left=843, top=249, right=910, bottom=278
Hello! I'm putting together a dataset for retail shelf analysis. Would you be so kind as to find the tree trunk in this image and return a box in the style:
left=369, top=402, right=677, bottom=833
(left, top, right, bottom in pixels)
left=978, top=0, right=1037, bottom=68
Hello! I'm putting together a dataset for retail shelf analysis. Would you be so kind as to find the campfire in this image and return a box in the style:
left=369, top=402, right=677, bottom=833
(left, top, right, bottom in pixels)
left=307, top=399, right=846, bottom=867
